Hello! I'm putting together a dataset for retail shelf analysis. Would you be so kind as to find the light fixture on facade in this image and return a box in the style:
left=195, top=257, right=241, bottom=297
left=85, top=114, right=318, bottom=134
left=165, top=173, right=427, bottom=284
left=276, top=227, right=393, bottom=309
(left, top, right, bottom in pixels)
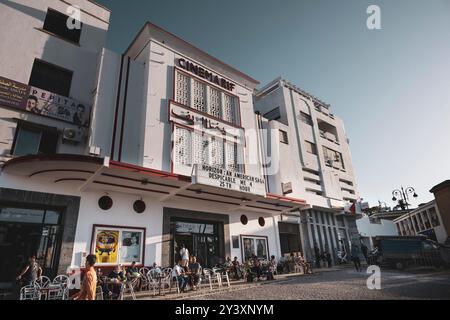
left=98, top=195, right=113, bottom=211
left=133, top=198, right=146, bottom=214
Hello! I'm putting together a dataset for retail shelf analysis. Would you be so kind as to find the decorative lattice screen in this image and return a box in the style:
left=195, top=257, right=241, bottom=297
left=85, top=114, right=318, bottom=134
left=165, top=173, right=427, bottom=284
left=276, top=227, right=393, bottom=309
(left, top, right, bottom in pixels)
left=192, top=80, right=207, bottom=113
left=175, top=71, right=190, bottom=106
left=209, top=87, right=222, bottom=118
left=210, top=136, right=224, bottom=168
left=223, top=94, right=236, bottom=124
left=174, top=127, right=192, bottom=166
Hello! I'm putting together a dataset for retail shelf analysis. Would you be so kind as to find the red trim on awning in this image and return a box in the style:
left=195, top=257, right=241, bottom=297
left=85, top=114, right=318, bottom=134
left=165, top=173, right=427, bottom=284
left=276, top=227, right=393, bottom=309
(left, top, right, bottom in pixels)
left=108, top=160, right=191, bottom=182
left=266, top=192, right=307, bottom=205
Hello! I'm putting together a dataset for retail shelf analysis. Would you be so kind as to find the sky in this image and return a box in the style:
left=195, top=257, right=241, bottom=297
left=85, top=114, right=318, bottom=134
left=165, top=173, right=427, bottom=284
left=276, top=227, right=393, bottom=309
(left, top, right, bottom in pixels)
left=96, top=0, right=450, bottom=209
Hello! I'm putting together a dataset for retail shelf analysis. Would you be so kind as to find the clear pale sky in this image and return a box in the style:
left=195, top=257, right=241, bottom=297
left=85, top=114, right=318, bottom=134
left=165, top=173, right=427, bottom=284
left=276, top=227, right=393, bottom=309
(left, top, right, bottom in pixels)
left=96, top=0, right=450, bottom=209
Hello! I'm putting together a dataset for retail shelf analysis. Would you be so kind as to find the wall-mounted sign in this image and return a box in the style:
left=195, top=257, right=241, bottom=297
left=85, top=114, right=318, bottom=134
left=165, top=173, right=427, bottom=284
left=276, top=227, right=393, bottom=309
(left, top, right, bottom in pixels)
left=175, top=221, right=214, bottom=234
left=169, top=100, right=244, bottom=145
left=192, top=164, right=266, bottom=196
left=0, top=76, right=90, bottom=127
left=177, top=58, right=236, bottom=92
left=0, top=76, right=29, bottom=109
left=281, top=182, right=293, bottom=195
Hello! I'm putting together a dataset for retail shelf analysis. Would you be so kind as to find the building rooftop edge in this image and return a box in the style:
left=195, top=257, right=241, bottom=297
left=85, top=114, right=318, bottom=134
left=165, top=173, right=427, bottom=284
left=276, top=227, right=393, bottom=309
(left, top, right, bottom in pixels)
left=430, top=179, right=450, bottom=194
left=256, top=77, right=331, bottom=108
left=124, top=21, right=260, bottom=86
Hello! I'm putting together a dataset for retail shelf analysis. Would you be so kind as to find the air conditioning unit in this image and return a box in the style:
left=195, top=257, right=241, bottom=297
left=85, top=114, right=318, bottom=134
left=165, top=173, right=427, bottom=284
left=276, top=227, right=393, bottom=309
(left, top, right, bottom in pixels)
left=62, top=127, right=84, bottom=144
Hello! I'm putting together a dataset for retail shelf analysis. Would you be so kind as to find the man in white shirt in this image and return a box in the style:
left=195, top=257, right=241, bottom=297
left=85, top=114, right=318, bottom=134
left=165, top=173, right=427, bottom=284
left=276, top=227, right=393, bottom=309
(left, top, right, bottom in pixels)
left=171, top=259, right=187, bottom=292
left=179, top=244, right=189, bottom=267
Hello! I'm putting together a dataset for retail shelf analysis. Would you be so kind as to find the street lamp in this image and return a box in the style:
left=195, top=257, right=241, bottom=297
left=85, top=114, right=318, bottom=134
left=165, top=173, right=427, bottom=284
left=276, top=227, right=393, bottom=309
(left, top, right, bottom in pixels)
left=391, top=186, right=418, bottom=210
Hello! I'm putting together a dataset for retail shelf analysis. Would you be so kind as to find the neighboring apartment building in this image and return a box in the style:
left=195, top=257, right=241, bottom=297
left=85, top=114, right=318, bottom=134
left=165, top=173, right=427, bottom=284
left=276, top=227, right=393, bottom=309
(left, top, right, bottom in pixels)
left=394, top=200, right=448, bottom=244
left=0, top=0, right=110, bottom=283
left=356, top=214, right=398, bottom=250
left=254, top=78, right=360, bottom=262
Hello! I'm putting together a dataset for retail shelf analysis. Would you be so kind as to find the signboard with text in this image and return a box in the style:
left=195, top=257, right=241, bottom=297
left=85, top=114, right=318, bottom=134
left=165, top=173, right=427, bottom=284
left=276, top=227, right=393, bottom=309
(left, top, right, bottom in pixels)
left=192, top=164, right=266, bottom=196
left=0, top=76, right=90, bottom=127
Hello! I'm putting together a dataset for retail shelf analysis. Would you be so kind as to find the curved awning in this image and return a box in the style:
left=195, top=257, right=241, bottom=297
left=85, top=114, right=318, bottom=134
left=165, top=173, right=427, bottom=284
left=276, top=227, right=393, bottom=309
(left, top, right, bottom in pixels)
left=2, top=154, right=308, bottom=214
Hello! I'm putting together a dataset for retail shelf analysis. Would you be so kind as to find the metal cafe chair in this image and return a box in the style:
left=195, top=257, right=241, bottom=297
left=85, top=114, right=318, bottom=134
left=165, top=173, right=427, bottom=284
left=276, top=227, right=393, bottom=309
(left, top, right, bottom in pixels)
left=52, top=275, right=69, bottom=286
left=20, top=285, right=40, bottom=300
left=34, top=276, right=51, bottom=288
left=96, top=286, right=104, bottom=300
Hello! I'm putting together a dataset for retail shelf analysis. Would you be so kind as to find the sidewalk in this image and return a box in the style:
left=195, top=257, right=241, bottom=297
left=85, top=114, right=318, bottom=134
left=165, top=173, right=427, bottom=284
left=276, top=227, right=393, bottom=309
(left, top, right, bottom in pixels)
left=132, top=265, right=353, bottom=300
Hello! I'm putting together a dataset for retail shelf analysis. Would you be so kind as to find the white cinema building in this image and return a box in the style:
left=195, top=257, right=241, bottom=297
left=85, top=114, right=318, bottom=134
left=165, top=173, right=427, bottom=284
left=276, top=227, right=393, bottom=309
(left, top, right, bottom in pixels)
left=0, top=0, right=361, bottom=288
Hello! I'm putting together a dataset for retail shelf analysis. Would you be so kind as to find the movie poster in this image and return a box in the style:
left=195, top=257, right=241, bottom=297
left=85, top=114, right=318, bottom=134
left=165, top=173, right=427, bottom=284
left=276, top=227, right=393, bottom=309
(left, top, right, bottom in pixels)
left=94, top=229, right=119, bottom=264
left=120, top=231, right=143, bottom=264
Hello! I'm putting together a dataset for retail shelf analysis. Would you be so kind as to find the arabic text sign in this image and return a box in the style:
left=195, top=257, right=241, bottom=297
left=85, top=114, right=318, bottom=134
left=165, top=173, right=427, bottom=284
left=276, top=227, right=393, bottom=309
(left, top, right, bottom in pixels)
left=0, top=76, right=29, bottom=110
left=169, top=101, right=245, bottom=145
left=193, top=164, right=266, bottom=196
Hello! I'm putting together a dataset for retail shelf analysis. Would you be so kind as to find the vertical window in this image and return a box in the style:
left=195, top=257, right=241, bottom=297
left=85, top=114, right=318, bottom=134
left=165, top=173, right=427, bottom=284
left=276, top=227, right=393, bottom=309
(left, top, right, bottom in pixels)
left=12, top=121, right=58, bottom=156
left=29, top=59, right=73, bottom=97
left=192, top=80, right=207, bottom=113
left=223, top=94, right=237, bottom=124
left=174, top=127, right=191, bottom=166
left=192, top=132, right=209, bottom=166
left=208, top=87, right=222, bottom=118
left=300, top=111, right=313, bottom=125
left=279, top=130, right=289, bottom=144
left=175, top=72, right=190, bottom=106
left=225, top=142, right=238, bottom=172
left=305, top=141, right=317, bottom=154
left=210, top=136, right=224, bottom=168
left=43, top=8, right=82, bottom=44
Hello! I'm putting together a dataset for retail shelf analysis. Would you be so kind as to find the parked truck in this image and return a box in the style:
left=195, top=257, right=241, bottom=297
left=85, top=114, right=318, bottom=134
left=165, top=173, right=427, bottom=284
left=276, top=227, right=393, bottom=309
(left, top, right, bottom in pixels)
left=371, top=235, right=445, bottom=270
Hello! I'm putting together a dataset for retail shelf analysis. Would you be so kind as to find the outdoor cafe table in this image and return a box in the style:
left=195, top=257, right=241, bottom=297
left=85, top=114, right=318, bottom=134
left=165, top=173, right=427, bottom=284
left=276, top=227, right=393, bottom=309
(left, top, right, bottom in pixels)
left=100, top=279, right=135, bottom=300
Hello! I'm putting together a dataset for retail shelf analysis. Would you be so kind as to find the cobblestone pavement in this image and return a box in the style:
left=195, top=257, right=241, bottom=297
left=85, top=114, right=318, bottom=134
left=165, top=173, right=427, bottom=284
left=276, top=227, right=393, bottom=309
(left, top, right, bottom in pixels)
left=191, top=268, right=450, bottom=300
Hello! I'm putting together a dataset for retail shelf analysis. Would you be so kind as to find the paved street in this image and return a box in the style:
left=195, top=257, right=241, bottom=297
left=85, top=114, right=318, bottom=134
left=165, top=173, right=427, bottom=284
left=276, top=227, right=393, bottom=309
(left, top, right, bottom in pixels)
left=191, top=268, right=450, bottom=300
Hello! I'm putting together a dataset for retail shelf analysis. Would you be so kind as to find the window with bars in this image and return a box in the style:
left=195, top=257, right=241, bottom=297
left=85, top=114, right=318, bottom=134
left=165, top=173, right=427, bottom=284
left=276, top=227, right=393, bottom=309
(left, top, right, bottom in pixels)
left=174, top=127, right=192, bottom=166
left=209, top=87, right=222, bottom=118
left=174, top=70, right=239, bottom=125
left=192, top=79, right=207, bottom=112
left=175, top=72, right=190, bottom=106
left=223, top=94, right=236, bottom=123
left=225, top=141, right=239, bottom=172
left=210, top=136, right=225, bottom=168
left=192, top=132, right=209, bottom=166
left=174, top=127, right=243, bottom=172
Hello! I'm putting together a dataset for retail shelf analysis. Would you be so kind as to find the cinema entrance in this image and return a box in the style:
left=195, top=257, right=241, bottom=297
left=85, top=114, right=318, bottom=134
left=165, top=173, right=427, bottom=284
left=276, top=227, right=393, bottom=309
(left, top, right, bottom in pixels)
left=172, top=219, right=223, bottom=267
left=162, top=207, right=230, bottom=268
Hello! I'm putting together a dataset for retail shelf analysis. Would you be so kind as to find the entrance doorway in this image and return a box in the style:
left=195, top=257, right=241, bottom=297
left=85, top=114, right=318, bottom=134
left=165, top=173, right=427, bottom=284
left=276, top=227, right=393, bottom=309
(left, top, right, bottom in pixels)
left=171, top=219, right=222, bottom=267
left=0, top=206, right=62, bottom=286
left=278, top=222, right=302, bottom=256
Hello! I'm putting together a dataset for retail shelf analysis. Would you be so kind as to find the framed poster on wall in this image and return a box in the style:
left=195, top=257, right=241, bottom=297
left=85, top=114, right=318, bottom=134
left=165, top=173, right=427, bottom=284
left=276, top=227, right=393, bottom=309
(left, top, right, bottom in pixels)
left=240, top=235, right=269, bottom=262
left=91, top=225, right=145, bottom=266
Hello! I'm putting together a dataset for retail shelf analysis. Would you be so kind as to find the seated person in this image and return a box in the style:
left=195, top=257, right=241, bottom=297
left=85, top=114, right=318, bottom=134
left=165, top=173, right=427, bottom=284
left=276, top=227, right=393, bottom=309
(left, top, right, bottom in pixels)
left=267, top=255, right=277, bottom=280
left=251, top=255, right=262, bottom=280
left=188, top=256, right=202, bottom=290
left=126, top=261, right=140, bottom=279
left=298, top=252, right=313, bottom=274
left=171, top=259, right=187, bottom=292
left=288, top=253, right=296, bottom=273
left=224, top=257, right=232, bottom=269
left=105, top=265, right=126, bottom=299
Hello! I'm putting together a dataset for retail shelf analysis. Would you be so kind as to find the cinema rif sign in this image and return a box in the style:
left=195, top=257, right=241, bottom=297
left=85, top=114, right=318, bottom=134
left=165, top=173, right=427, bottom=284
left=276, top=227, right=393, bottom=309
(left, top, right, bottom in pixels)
left=0, top=76, right=90, bottom=127
left=177, top=58, right=236, bottom=92
left=192, top=164, right=266, bottom=196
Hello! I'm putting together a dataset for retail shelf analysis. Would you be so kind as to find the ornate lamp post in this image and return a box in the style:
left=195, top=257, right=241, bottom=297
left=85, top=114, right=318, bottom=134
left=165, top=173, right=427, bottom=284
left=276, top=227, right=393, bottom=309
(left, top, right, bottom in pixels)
left=391, top=186, right=418, bottom=210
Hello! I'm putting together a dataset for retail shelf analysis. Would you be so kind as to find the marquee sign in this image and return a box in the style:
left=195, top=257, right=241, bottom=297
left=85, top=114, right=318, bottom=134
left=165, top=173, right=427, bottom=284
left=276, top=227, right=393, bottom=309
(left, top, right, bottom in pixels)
left=169, top=100, right=245, bottom=145
left=0, top=76, right=90, bottom=127
left=192, top=164, right=266, bottom=196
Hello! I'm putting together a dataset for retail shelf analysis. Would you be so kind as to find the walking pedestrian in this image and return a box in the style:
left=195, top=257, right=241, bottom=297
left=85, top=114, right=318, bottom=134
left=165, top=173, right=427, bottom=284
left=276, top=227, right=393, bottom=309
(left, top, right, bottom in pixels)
left=351, top=245, right=362, bottom=272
